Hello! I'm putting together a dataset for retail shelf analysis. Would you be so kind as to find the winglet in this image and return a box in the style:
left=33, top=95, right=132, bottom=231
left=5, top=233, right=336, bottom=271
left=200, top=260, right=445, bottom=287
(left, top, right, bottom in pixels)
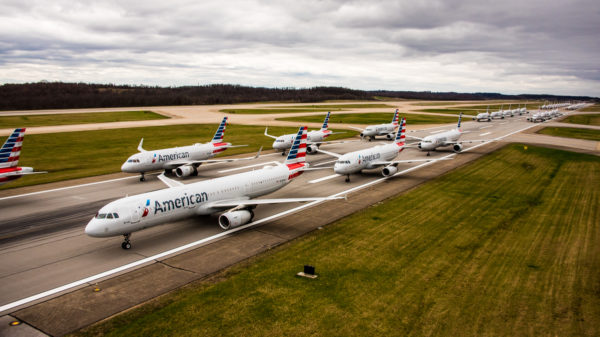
left=137, top=138, right=145, bottom=152
left=254, top=146, right=263, bottom=158
left=264, top=127, right=277, bottom=139
left=157, top=173, right=184, bottom=188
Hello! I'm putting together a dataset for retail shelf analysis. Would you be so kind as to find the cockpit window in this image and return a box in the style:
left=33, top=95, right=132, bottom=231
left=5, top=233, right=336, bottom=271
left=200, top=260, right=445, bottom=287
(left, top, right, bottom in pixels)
left=336, top=160, right=351, bottom=164
left=107, top=213, right=113, bottom=219
left=127, top=159, right=141, bottom=163
left=113, top=213, right=119, bottom=218
left=96, top=213, right=106, bottom=219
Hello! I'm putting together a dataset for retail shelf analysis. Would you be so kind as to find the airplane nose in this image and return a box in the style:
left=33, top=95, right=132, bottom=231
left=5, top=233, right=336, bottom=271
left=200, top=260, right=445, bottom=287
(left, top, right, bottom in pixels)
left=85, top=219, right=106, bottom=237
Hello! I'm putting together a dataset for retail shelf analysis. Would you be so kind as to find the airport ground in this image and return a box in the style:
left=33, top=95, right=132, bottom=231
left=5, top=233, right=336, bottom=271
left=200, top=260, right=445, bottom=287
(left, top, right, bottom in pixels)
left=0, top=101, right=598, bottom=336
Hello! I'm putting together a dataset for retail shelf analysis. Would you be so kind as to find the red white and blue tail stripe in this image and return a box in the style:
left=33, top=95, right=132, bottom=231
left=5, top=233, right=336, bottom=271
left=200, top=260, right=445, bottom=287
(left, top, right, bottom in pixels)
left=392, top=109, right=400, bottom=126
left=320, top=111, right=331, bottom=130
left=395, top=117, right=406, bottom=146
left=457, top=112, right=462, bottom=131
left=0, top=128, right=25, bottom=168
left=285, top=127, right=307, bottom=179
left=210, top=117, right=228, bottom=143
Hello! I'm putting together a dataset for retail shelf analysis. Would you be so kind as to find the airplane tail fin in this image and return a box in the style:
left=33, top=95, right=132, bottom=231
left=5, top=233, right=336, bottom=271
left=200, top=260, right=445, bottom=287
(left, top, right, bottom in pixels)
left=457, top=112, right=463, bottom=130
left=392, top=109, right=400, bottom=126
left=0, top=128, right=25, bottom=169
left=284, top=126, right=307, bottom=166
left=320, top=111, right=331, bottom=130
left=395, top=117, right=406, bottom=146
left=210, top=117, right=228, bottom=143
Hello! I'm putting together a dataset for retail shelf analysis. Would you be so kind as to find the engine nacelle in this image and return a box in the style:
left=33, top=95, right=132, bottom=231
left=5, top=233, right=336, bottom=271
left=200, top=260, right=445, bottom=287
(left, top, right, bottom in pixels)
left=382, top=165, right=398, bottom=177
left=307, top=145, right=318, bottom=154
left=175, top=165, right=197, bottom=177
left=218, top=210, right=253, bottom=230
left=386, top=133, right=394, bottom=140
left=453, top=143, right=463, bottom=153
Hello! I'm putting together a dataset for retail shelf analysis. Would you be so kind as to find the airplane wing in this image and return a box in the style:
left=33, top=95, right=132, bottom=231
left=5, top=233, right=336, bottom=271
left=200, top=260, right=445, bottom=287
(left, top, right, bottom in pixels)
left=264, top=127, right=278, bottom=139
left=163, top=147, right=262, bottom=169
left=310, top=139, right=360, bottom=146
left=406, top=135, right=423, bottom=140
left=157, top=173, right=184, bottom=188
left=347, top=126, right=364, bottom=131
left=371, top=156, right=454, bottom=166
left=206, top=196, right=345, bottom=209
left=442, top=139, right=491, bottom=146
left=316, top=148, right=342, bottom=159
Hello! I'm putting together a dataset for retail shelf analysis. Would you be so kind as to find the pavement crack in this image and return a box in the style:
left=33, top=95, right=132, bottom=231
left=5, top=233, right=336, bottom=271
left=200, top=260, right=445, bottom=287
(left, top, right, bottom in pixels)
left=156, top=260, right=197, bottom=274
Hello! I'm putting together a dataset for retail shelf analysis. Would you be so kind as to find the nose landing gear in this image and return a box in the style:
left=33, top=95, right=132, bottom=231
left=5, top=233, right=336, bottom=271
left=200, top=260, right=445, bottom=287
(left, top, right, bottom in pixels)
left=121, top=233, right=132, bottom=249
left=345, top=174, right=350, bottom=183
left=140, top=173, right=145, bottom=182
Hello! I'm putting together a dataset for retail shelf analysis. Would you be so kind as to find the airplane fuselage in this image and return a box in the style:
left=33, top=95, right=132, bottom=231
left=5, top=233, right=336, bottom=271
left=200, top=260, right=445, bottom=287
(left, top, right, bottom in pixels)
left=272, top=130, right=331, bottom=150
left=334, top=143, right=401, bottom=175
left=475, top=112, right=491, bottom=122
left=86, top=163, right=296, bottom=237
left=360, top=123, right=396, bottom=138
left=418, top=129, right=461, bottom=151
left=121, top=142, right=231, bottom=173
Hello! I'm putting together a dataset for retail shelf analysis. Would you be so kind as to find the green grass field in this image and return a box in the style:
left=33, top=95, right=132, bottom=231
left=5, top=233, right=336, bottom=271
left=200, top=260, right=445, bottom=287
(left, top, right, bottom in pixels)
left=73, top=144, right=600, bottom=337
left=277, top=112, right=460, bottom=125
left=0, top=111, right=167, bottom=128
left=415, top=108, right=477, bottom=114
left=221, top=104, right=393, bottom=114
left=561, top=113, right=600, bottom=126
left=580, top=103, right=600, bottom=112
left=537, top=127, right=600, bottom=141
left=0, top=125, right=358, bottom=190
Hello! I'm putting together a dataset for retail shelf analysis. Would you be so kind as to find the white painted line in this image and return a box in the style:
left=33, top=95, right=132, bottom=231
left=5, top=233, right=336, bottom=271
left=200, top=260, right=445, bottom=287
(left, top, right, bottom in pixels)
left=429, top=130, right=445, bottom=134
left=218, top=161, right=279, bottom=173
left=313, top=159, right=337, bottom=167
left=0, top=176, right=142, bottom=201
left=499, top=122, right=508, bottom=125
left=0, top=121, right=542, bottom=314
left=479, top=125, right=493, bottom=129
left=479, top=132, right=491, bottom=136
left=309, top=174, right=341, bottom=184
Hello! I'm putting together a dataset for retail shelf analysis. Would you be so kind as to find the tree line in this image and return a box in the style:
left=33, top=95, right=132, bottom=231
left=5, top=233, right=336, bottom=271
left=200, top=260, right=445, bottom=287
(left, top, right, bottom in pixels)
left=0, top=82, right=595, bottom=110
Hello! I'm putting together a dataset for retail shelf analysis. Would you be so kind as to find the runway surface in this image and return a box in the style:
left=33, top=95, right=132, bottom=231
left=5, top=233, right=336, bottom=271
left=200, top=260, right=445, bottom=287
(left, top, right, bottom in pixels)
left=0, top=114, right=553, bottom=318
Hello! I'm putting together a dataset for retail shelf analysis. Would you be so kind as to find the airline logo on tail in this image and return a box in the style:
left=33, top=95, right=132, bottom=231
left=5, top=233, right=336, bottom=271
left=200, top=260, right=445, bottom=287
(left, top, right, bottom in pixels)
left=211, top=117, right=228, bottom=143
left=285, top=126, right=308, bottom=179
left=392, top=109, right=400, bottom=126
left=0, top=128, right=25, bottom=168
left=395, top=117, right=406, bottom=147
left=321, top=111, right=331, bottom=130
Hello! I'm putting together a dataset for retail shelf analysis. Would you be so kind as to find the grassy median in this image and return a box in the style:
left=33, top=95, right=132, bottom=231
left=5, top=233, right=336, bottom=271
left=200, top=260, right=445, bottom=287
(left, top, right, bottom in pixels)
left=278, top=112, right=461, bottom=125
left=0, top=124, right=358, bottom=190
left=561, top=113, right=600, bottom=126
left=73, top=144, right=600, bottom=337
left=221, top=104, right=393, bottom=114
left=0, top=111, right=167, bottom=128
left=537, top=127, right=600, bottom=141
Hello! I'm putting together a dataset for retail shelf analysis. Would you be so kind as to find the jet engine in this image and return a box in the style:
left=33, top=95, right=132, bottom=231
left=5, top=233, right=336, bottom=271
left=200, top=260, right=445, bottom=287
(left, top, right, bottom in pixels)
left=218, top=210, right=253, bottom=230
left=453, top=144, right=463, bottom=153
left=175, top=165, right=197, bottom=178
left=382, top=165, right=398, bottom=177
left=386, top=133, right=394, bottom=140
left=307, top=144, right=318, bottom=154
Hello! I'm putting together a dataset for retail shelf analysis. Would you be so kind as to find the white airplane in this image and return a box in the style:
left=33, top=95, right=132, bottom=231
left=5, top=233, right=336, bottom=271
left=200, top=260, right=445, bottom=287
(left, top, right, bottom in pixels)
left=473, top=108, right=492, bottom=122
left=121, top=117, right=253, bottom=181
left=490, top=105, right=505, bottom=119
left=86, top=127, right=343, bottom=249
left=317, top=118, right=449, bottom=182
left=0, top=128, right=46, bottom=185
left=355, top=109, right=400, bottom=141
left=410, top=113, right=490, bottom=156
left=264, top=111, right=348, bottom=155
left=502, top=104, right=514, bottom=118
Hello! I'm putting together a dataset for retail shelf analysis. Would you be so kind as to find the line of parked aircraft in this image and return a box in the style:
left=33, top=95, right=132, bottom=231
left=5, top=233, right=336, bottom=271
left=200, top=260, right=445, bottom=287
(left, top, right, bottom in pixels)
left=1, top=101, right=583, bottom=249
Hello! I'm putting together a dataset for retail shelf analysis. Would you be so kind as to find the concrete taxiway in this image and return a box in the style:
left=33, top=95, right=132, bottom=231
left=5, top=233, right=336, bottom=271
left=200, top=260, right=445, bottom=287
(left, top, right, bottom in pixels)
left=0, top=111, right=595, bottom=336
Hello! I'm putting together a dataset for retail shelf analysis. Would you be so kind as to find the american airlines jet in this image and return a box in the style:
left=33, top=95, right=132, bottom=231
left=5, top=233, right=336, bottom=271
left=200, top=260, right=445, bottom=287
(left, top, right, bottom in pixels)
left=318, top=118, right=448, bottom=182
left=121, top=117, right=253, bottom=181
left=0, top=128, right=46, bottom=185
left=411, top=113, right=490, bottom=156
left=473, top=107, right=492, bottom=122
left=264, top=111, right=348, bottom=155
left=86, top=127, right=343, bottom=249
left=355, top=109, right=400, bottom=141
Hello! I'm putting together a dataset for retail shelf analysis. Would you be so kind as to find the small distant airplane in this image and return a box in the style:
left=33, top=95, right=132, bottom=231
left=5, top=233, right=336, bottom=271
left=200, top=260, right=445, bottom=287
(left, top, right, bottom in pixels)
left=86, top=127, right=344, bottom=249
left=490, top=105, right=505, bottom=119
left=354, top=109, right=400, bottom=141
left=473, top=108, right=492, bottom=122
left=121, top=117, right=255, bottom=181
left=264, top=111, right=348, bottom=155
left=318, top=118, right=449, bottom=182
left=0, top=128, right=46, bottom=186
left=410, top=113, right=490, bottom=156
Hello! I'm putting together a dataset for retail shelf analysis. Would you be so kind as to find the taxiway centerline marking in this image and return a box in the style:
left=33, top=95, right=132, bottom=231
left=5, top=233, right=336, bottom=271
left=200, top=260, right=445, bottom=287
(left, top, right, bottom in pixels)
left=479, top=132, right=491, bottom=136
left=429, top=130, right=445, bottom=134
left=479, top=125, right=493, bottom=129
left=309, top=174, right=341, bottom=184
left=313, top=159, right=337, bottom=167
left=0, top=122, right=541, bottom=314
left=218, top=161, right=279, bottom=173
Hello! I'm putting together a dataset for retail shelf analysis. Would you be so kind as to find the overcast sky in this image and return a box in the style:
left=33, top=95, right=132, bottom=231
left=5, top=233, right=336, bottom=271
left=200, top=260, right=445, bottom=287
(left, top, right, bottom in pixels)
left=1, top=0, right=598, bottom=96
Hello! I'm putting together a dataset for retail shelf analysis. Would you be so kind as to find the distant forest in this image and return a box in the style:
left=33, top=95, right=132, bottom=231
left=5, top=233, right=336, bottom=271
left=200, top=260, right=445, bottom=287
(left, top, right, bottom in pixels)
left=0, top=82, right=595, bottom=110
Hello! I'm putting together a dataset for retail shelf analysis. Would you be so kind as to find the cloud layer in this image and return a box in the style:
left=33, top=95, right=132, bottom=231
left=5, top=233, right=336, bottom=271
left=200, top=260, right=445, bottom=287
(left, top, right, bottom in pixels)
left=1, top=0, right=598, bottom=96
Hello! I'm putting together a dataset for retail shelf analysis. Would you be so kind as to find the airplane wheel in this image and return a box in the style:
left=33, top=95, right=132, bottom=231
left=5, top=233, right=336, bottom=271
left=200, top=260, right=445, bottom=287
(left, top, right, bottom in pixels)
left=426, top=152, right=431, bottom=157
left=140, top=176, right=145, bottom=182
left=345, top=177, right=350, bottom=183
left=281, top=151, right=286, bottom=156
left=121, top=242, right=131, bottom=250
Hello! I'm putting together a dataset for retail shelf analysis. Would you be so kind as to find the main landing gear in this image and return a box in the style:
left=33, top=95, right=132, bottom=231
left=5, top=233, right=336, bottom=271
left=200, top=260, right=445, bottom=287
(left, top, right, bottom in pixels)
left=121, top=233, right=132, bottom=249
left=345, top=174, right=350, bottom=183
left=281, top=151, right=287, bottom=156
left=140, top=172, right=145, bottom=182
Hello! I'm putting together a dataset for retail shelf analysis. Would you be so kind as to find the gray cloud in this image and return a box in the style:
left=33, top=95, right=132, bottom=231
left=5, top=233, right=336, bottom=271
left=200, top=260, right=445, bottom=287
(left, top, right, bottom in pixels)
left=0, top=0, right=598, bottom=96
